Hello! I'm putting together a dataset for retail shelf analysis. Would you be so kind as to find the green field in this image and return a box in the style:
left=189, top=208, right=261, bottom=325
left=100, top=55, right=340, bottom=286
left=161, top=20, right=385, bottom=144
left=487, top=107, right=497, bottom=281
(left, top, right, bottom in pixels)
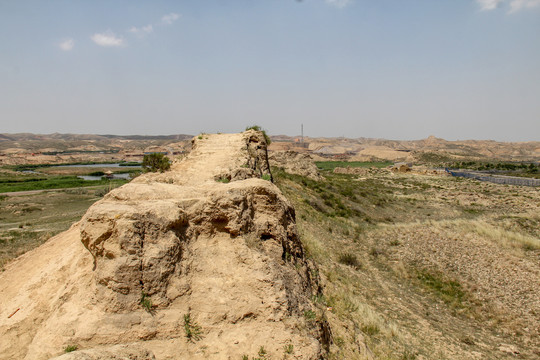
left=315, top=161, right=393, bottom=171
left=0, top=175, right=128, bottom=193
left=2, top=161, right=126, bottom=172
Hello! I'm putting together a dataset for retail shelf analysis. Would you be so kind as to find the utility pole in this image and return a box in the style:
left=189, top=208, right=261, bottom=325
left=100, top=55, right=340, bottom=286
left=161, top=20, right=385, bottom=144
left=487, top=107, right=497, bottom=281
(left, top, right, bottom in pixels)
left=301, top=124, right=304, bottom=144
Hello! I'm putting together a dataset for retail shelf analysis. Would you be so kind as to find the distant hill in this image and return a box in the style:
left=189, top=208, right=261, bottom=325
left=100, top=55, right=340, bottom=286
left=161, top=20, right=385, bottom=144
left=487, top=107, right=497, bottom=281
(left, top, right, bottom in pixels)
left=1, top=132, right=538, bottom=163
left=269, top=135, right=540, bottom=163
left=0, top=133, right=193, bottom=142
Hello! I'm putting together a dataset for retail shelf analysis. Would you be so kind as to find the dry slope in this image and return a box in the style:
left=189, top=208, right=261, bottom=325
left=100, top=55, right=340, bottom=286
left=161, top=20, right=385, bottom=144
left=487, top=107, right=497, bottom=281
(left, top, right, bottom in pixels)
left=0, top=131, right=331, bottom=360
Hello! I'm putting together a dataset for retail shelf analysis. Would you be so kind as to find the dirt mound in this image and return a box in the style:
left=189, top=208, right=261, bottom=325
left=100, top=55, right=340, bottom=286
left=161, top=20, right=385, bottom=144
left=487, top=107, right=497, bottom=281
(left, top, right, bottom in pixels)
left=269, top=151, right=323, bottom=181
left=0, top=131, right=331, bottom=360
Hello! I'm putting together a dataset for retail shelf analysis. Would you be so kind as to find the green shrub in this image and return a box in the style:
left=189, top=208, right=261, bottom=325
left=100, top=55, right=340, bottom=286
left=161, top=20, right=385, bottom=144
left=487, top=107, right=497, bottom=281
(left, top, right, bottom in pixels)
left=338, top=253, right=361, bottom=269
left=142, top=153, right=171, bottom=173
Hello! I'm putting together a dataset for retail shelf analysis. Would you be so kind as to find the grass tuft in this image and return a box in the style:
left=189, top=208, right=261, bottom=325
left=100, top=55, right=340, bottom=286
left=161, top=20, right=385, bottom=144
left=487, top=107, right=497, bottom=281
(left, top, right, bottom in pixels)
left=64, top=345, right=78, bottom=353
left=183, top=313, right=202, bottom=342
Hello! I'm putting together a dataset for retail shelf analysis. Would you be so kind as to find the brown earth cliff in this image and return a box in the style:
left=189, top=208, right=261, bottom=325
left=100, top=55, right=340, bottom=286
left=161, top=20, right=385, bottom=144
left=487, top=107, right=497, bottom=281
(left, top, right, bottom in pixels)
left=0, top=131, right=332, bottom=360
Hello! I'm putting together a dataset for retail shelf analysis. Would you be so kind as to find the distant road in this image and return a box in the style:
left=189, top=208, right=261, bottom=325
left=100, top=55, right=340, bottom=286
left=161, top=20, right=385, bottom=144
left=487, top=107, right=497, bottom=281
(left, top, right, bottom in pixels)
left=446, top=169, right=540, bottom=187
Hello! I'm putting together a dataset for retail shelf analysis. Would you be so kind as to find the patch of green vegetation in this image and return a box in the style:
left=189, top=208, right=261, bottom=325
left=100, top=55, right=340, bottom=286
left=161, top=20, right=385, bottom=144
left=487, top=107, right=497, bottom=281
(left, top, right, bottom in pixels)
left=361, top=323, right=380, bottom=336
left=216, top=177, right=230, bottom=183
left=273, top=167, right=399, bottom=221
left=2, top=161, right=120, bottom=172
left=261, top=174, right=271, bottom=181
left=64, top=345, right=78, bottom=353
left=338, top=253, right=361, bottom=269
left=142, top=153, right=171, bottom=173
left=416, top=269, right=466, bottom=307
left=304, top=309, right=316, bottom=321
left=284, top=344, right=294, bottom=354
left=118, top=161, right=141, bottom=166
left=315, top=161, right=392, bottom=171
left=447, top=161, right=540, bottom=178
left=183, top=313, right=202, bottom=342
left=416, top=152, right=453, bottom=165
left=139, top=291, right=153, bottom=313
left=401, top=349, right=418, bottom=360
left=0, top=176, right=126, bottom=193
left=334, top=336, right=345, bottom=347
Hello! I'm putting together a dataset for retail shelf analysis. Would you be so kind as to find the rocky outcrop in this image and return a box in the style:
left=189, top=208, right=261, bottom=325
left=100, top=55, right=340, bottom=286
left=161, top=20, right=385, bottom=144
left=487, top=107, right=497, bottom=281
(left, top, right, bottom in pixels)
left=0, top=131, right=329, bottom=360
left=269, top=151, right=323, bottom=181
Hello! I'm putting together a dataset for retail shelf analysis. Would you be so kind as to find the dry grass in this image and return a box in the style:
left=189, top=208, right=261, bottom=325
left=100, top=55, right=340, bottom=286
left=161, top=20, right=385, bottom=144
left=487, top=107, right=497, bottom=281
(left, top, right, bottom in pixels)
left=462, top=220, right=540, bottom=250
left=0, top=188, right=106, bottom=270
left=275, top=166, right=540, bottom=359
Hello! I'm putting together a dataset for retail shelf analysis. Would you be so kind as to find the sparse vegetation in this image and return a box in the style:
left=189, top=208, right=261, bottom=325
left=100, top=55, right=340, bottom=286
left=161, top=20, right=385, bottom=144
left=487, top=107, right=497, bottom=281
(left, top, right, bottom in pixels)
left=338, top=253, right=361, bottom=269
left=139, top=291, right=153, bottom=312
left=258, top=346, right=267, bottom=358
left=64, top=345, right=78, bottom=353
left=183, top=313, right=202, bottom=342
left=216, top=176, right=230, bottom=183
left=0, top=189, right=107, bottom=270
left=415, top=269, right=466, bottom=307
left=284, top=343, right=294, bottom=354
left=2, top=135, right=539, bottom=359
left=274, top=163, right=540, bottom=359
left=303, top=309, right=316, bottom=321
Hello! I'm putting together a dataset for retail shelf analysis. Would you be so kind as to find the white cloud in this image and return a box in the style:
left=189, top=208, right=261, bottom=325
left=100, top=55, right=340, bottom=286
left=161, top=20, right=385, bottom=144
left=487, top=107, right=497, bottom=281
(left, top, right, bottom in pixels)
left=477, top=0, right=505, bottom=10
left=129, top=24, right=153, bottom=35
left=91, top=31, right=125, bottom=47
left=509, top=0, right=540, bottom=12
left=58, top=38, right=74, bottom=51
left=325, top=0, right=353, bottom=8
left=476, top=0, right=540, bottom=11
left=161, top=13, right=179, bottom=25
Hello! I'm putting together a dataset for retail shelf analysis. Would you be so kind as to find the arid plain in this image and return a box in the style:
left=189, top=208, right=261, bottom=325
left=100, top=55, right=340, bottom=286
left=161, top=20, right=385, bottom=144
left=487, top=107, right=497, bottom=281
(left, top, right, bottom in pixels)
left=0, top=132, right=539, bottom=359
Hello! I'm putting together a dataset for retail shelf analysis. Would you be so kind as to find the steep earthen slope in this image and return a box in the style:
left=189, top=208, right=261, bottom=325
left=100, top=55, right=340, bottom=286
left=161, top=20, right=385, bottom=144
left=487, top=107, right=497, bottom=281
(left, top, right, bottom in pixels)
left=269, top=151, right=323, bottom=181
left=0, top=131, right=329, bottom=360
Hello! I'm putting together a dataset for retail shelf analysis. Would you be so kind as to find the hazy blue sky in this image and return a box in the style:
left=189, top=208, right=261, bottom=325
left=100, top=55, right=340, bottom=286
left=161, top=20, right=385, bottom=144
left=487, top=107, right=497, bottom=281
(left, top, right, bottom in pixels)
left=1, top=0, right=539, bottom=141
